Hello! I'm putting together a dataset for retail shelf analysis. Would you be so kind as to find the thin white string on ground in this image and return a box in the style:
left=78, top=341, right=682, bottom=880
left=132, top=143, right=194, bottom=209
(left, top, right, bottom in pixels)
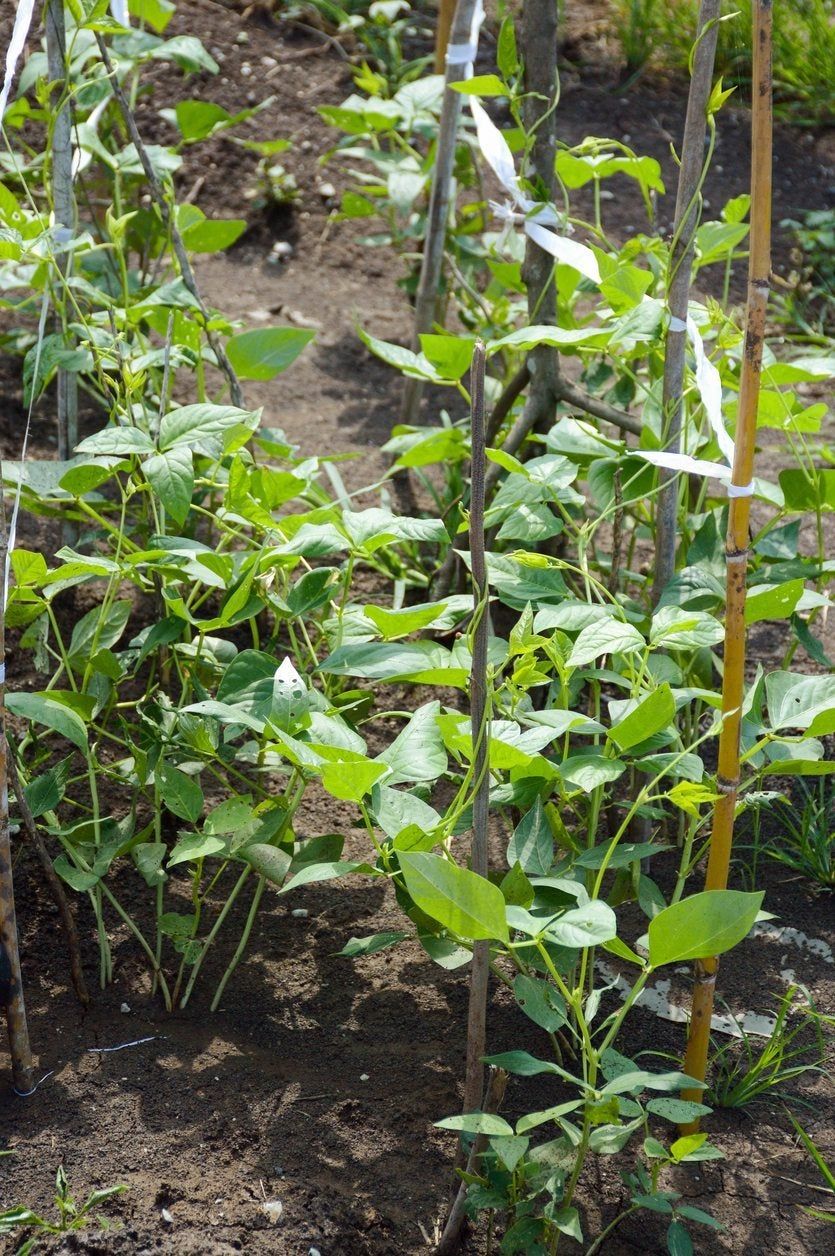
left=13, top=1068, right=55, bottom=1097
left=86, top=1035, right=164, bottom=1053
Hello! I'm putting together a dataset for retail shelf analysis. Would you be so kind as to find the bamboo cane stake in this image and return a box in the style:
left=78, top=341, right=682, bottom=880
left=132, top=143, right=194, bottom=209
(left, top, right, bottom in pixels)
left=400, top=0, right=479, bottom=426
left=680, top=0, right=772, bottom=1125
left=653, top=0, right=721, bottom=603
left=45, top=0, right=78, bottom=466
left=0, top=493, right=34, bottom=1096
left=435, top=0, right=457, bottom=74
left=460, top=340, right=490, bottom=1134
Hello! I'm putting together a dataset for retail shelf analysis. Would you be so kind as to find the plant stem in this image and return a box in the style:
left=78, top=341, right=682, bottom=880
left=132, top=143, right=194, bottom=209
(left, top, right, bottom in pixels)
left=681, top=0, right=773, bottom=1129
left=209, top=875, right=266, bottom=1012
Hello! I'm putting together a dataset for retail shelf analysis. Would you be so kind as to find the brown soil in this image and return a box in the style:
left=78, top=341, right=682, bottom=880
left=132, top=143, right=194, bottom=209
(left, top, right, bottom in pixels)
left=1, top=3, right=834, bottom=1255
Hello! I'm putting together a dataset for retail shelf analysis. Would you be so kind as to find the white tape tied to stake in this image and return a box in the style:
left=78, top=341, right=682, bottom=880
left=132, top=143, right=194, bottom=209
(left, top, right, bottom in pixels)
left=448, top=17, right=751, bottom=500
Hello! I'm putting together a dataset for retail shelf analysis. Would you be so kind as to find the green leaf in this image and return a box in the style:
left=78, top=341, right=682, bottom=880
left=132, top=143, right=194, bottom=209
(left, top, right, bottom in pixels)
left=337, top=932, right=408, bottom=958
left=167, top=831, right=225, bottom=867
left=319, top=754, right=388, bottom=803
left=418, top=334, right=475, bottom=380
left=648, top=890, right=763, bottom=967
left=181, top=217, right=247, bottom=253
left=647, top=1099, right=712, bottom=1124
left=54, top=856, right=99, bottom=892
left=142, top=448, right=193, bottom=525
left=507, top=799, right=553, bottom=876
left=243, top=844, right=292, bottom=886
left=667, top=1220, right=694, bottom=1256
left=22, top=759, right=71, bottom=818
left=608, top=685, right=675, bottom=751
left=157, top=763, right=204, bottom=823
left=513, top=974, right=566, bottom=1032
left=448, top=73, right=509, bottom=97
left=68, top=599, right=131, bottom=665
left=398, top=852, right=509, bottom=942
left=436, top=1112, right=514, bottom=1136
left=6, top=692, right=88, bottom=750
left=76, top=426, right=155, bottom=456
left=515, top=1100, right=582, bottom=1134
left=376, top=702, right=446, bottom=784
left=226, top=327, right=315, bottom=381
left=546, top=901, right=617, bottom=947
left=568, top=619, right=645, bottom=668
left=158, top=403, right=260, bottom=452
left=744, top=580, right=804, bottom=624
left=279, top=859, right=371, bottom=895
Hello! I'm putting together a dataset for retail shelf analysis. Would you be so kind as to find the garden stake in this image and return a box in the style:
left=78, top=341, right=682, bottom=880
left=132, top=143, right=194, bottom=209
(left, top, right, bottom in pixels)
left=94, top=34, right=245, bottom=409
left=681, top=0, right=773, bottom=1128
left=0, top=493, right=34, bottom=1097
left=653, top=0, right=721, bottom=603
left=460, top=341, right=490, bottom=1135
left=400, top=0, right=481, bottom=426
left=436, top=1066, right=507, bottom=1255
left=435, top=0, right=457, bottom=73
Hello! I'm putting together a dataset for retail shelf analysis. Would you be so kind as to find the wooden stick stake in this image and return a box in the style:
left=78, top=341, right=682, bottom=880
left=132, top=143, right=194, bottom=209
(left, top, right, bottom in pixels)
left=435, top=0, right=457, bottom=73
left=681, top=0, right=772, bottom=1126
left=461, top=341, right=490, bottom=1131
left=45, top=0, right=78, bottom=466
left=400, top=0, right=479, bottom=426
left=0, top=494, right=34, bottom=1096
left=653, top=0, right=721, bottom=602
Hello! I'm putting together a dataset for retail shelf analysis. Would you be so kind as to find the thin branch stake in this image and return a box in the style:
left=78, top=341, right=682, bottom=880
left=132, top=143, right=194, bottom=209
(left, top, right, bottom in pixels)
left=681, top=0, right=773, bottom=1128
left=46, top=0, right=78, bottom=466
left=400, top=0, right=479, bottom=426
left=95, top=34, right=244, bottom=409
left=460, top=340, right=490, bottom=1134
left=436, top=1067, right=507, bottom=1255
left=653, top=0, right=721, bottom=602
left=0, top=494, right=34, bottom=1096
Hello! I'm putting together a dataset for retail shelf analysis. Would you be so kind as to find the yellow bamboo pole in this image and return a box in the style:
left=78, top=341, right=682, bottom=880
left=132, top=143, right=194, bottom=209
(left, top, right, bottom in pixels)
left=681, top=0, right=773, bottom=1127
left=435, top=0, right=457, bottom=73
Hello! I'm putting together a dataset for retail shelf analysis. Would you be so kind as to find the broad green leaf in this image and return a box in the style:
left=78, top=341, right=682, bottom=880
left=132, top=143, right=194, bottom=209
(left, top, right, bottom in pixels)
left=448, top=73, right=509, bottom=97
left=546, top=901, right=617, bottom=947
left=6, top=692, right=88, bottom=750
left=376, top=701, right=446, bottom=784
left=601, top=1070, right=704, bottom=1096
left=507, top=800, right=553, bottom=876
left=68, top=599, right=131, bottom=665
left=744, top=580, right=804, bottom=624
left=76, top=426, right=154, bottom=456
left=226, top=327, right=315, bottom=381
left=648, top=890, right=763, bottom=966
left=167, top=831, right=225, bottom=867
left=513, top=974, right=566, bottom=1032
left=648, top=1098, right=712, bottom=1124
left=766, top=672, right=835, bottom=732
left=279, top=859, right=372, bottom=894
left=436, top=1112, right=514, bottom=1136
left=243, top=844, right=292, bottom=886
left=319, top=755, right=388, bottom=802
left=516, top=1100, right=582, bottom=1134
left=608, top=685, right=675, bottom=751
left=398, top=852, right=509, bottom=942
left=157, top=763, right=204, bottom=823
left=54, top=856, right=98, bottom=892
left=142, top=448, right=193, bottom=525
left=568, top=619, right=644, bottom=668
left=158, top=403, right=261, bottom=452
left=337, top=932, right=408, bottom=957
left=418, top=334, right=475, bottom=380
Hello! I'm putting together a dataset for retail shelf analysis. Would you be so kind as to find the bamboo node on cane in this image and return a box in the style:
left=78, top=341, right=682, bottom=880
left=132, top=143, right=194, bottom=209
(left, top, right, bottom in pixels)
left=716, top=774, right=739, bottom=794
left=725, top=547, right=749, bottom=563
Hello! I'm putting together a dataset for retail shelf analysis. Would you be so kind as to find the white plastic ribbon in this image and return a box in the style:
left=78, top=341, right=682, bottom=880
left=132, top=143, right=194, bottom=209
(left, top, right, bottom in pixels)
left=0, top=0, right=36, bottom=120
left=453, top=35, right=748, bottom=498
left=1, top=2, right=130, bottom=123
left=445, top=0, right=485, bottom=77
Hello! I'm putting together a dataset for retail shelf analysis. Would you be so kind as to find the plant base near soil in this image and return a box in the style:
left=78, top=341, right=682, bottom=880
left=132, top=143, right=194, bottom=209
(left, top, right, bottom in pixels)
left=0, top=3, right=834, bottom=1253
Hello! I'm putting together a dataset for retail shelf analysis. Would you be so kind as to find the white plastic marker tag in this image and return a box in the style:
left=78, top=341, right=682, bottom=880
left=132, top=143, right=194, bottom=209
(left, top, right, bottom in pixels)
left=110, top=0, right=130, bottom=26
left=445, top=0, right=485, bottom=76
left=0, top=0, right=37, bottom=120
